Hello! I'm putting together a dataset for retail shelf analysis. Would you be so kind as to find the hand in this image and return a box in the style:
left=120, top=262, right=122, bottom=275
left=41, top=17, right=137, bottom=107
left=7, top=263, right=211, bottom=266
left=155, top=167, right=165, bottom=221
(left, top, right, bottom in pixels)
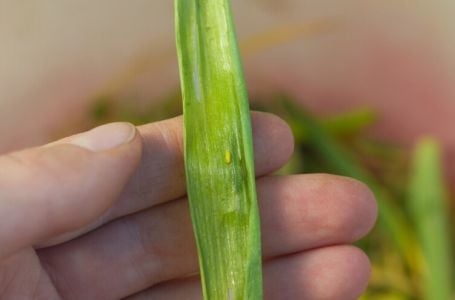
left=0, top=112, right=376, bottom=300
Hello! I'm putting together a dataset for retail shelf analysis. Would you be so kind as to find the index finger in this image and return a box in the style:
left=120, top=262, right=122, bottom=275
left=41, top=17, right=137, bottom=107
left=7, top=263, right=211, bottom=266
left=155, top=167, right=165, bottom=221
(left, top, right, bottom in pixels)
left=39, top=111, right=294, bottom=247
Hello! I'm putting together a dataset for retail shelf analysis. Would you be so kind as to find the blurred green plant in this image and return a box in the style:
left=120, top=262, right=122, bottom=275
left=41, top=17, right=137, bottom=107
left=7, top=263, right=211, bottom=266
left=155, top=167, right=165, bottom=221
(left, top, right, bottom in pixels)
left=88, top=93, right=454, bottom=300
left=408, top=139, right=454, bottom=300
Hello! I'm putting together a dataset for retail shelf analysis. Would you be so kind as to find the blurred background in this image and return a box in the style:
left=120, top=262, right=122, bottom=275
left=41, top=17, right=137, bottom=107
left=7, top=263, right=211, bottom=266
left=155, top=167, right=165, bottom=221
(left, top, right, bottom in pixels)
left=0, top=1, right=454, bottom=298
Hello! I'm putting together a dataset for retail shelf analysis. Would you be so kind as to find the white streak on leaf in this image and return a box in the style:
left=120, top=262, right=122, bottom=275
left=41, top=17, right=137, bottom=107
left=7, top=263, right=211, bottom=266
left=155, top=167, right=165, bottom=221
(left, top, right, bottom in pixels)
left=192, top=21, right=201, bottom=102
left=228, top=288, right=233, bottom=300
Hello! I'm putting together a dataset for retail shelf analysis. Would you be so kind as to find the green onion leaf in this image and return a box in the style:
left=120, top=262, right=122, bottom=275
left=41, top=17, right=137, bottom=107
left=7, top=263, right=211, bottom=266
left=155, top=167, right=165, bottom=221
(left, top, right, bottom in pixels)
left=174, top=1, right=263, bottom=299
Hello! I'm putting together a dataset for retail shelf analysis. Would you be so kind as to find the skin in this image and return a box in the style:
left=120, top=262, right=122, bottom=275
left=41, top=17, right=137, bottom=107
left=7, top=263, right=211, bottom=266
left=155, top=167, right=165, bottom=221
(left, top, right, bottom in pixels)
left=0, top=112, right=377, bottom=300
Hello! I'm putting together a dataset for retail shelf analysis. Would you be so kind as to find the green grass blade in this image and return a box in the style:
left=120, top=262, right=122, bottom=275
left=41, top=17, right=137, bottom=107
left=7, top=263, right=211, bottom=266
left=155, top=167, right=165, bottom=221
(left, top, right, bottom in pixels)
left=320, top=107, right=377, bottom=139
left=175, top=1, right=263, bottom=300
left=408, top=138, right=454, bottom=300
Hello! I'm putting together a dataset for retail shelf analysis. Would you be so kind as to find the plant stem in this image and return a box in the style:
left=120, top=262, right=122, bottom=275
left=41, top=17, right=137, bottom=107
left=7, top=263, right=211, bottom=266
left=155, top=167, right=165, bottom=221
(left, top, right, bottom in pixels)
left=175, top=1, right=263, bottom=299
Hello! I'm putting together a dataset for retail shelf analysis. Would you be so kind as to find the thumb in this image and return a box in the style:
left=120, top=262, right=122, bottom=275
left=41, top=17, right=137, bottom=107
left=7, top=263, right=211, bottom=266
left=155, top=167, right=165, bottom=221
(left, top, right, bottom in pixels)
left=0, top=122, right=142, bottom=260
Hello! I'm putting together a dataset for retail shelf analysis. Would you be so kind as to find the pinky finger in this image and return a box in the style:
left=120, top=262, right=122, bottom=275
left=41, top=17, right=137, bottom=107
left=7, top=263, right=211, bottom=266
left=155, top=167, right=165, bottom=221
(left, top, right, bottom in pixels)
left=124, top=245, right=371, bottom=300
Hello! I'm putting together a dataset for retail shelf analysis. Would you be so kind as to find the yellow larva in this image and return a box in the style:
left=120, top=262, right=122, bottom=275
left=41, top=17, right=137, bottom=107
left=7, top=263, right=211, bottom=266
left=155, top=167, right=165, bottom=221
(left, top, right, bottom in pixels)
left=225, top=150, right=232, bottom=164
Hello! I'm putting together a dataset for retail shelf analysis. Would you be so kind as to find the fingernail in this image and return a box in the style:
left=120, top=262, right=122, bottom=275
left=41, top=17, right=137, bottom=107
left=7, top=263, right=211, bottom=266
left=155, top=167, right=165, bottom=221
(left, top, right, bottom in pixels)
left=68, top=122, right=136, bottom=152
